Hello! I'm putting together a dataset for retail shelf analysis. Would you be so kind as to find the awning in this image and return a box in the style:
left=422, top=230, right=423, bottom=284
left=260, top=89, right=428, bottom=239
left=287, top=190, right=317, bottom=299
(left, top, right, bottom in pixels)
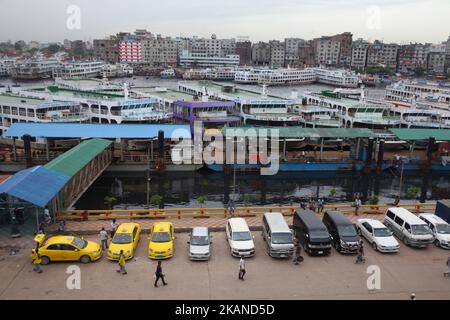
left=390, top=129, right=450, bottom=141
left=0, top=166, right=70, bottom=207
left=224, top=127, right=375, bottom=138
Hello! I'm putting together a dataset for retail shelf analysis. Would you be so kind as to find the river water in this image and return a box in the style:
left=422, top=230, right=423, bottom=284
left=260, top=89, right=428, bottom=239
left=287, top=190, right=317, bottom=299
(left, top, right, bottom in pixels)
left=74, top=170, right=450, bottom=210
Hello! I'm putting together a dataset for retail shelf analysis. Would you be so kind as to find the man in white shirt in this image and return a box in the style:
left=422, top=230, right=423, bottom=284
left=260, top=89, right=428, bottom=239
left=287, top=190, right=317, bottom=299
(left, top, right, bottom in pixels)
left=110, top=219, right=118, bottom=238
left=239, top=257, right=246, bottom=280
left=99, top=227, right=108, bottom=251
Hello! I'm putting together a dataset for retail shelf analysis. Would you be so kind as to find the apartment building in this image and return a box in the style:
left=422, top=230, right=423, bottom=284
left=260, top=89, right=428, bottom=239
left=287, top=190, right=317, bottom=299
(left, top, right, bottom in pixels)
left=94, top=39, right=120, bottom=63
left=269, top=40, right=285, bottom=67
left=397, top=44, right=417, bottom=74
left=314, top=36, right=341, bottom=66
left=427, top=49, right=446, bottom=74
left=351, top=38, right=369, bottom=68
left=331, top=32, right=353, bottom=66
left=119, top=40, right=143, bottom=63
left=413, top=43, right=431, bottom=70
left=141, top=36, right=178, bottom=66
left=252, top=42, right=271, bottom=66
left=284, top=38, right=305, bottom=67
left=235, top=40, right=252, bottom=66
left=367, top=40, right=399, bottom=69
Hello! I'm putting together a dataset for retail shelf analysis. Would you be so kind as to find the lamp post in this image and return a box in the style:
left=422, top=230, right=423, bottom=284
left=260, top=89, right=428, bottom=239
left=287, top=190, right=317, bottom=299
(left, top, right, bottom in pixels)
left=398, top=159, right=404, bottom=197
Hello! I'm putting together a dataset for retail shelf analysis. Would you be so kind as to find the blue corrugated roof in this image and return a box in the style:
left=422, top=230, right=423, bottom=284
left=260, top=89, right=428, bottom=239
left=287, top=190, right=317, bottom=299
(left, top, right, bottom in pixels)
left=3, top=123, right=192, bottom=139
left=0, top=166, right=70, bottom=207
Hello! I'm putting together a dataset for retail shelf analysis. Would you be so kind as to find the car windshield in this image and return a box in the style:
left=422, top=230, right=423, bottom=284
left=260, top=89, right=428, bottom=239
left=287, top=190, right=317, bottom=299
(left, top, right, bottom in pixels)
left=152, top=232, right=171, bottom=242
left=436, top=224, right=450, bottom=234
left=232, top=231, right=252, bottom=241
left=71, top=237, right=88, bottom=249
left=309, top=229, right=330, bottom=239
left=337, top=225, right=358, bottom=237
left=112, top=233, right=132, bottom=244
left=271, top=232, right=293, bottom=244
left=411, top=224, right=431, bottom=235
left=191, top=235, right=209, bottom=246
left=373, top=228, right=392, bottom=237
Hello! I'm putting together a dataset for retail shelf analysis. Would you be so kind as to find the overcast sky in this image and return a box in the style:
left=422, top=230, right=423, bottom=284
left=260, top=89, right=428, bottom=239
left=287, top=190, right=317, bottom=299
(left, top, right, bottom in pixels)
left=0, top=0, right=449, bottom=44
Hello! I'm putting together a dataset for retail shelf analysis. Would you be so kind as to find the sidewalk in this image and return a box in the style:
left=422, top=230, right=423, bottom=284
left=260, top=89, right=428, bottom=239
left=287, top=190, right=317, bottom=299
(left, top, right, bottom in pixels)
left=46, top=212, right=384, bottom=235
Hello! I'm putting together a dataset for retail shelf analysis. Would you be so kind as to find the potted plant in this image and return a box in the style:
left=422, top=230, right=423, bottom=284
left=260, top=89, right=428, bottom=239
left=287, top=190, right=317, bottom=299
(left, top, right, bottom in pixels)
left=104, top=196, right=117, bottom=210
left=368, top=195, right=379, bottom=213
left=196, top=196, right=207, bottom=218
left=149, top=194, right=163, bottom=209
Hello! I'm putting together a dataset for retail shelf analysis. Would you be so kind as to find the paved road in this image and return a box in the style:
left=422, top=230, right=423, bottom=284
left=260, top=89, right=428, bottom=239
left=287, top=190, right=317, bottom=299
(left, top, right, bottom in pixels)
left=1, top=232, right=449, bottom=300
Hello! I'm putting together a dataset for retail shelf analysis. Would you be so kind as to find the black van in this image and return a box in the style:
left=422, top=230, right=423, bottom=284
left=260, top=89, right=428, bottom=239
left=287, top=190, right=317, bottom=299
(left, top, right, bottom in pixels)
left=322, top=210, right=361, bottom=253
left=292, top=209, right=332, bottom=256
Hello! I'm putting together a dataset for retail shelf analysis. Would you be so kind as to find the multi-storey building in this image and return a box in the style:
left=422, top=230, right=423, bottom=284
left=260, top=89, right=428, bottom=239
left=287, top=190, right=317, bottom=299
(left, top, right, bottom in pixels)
left=235, top=41, right=252, bottom=66
left=141, top=36, right=178, bottom=66
left=251, top=42, right=271, bottom=66
left=313, top=36, right=341, bottom=66
left=269, top=40, right=285, bottom=67
left=427, top=49, right=446, bottom=74
left=351, top=38, right=369, bottom=68
left=445, top=36, right=450, bottom=74
left=331, top=32, right=353, bottom=66
left=94, top=39, right=120, bottom=63
left=298, top=41, right=315, bottom=67
left=397, top=44, right=417, bottom=74
left=413, top=43, right=431, bottom=70
left=367, top=40, right=399, bottom=69
left=70, top=40, right=88, bottom=59
left=284, top=38, right=305, bottom=67
left=119, top=40, right=143, bottom=63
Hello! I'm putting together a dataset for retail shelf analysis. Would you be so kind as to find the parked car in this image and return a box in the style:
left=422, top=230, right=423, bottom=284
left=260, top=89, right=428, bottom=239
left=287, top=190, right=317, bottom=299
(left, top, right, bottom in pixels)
left=33, top=234, right=102, bottom=265
left=355, top=218, right=400, bottom=253
left=226, top=218, right=255, bottom=258
left=418, top=214, right=450, bottom=249
left=383, top=207, right=434, bottom=248
left=292, top=209, right=331, bottom=256
left=188, top=227, right=212, bottom=260
left=323, top=210, right=361, bottom=253
left=148, top=222, right=175, bottom=259
left=262, top=213, right=294, bottom=258
left=107, top=222, right=141, bottom=260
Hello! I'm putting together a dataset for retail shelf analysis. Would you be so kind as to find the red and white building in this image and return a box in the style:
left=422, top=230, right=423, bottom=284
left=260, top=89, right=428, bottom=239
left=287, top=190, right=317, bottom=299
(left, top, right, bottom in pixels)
left=119, top=40, right=143, bottom=63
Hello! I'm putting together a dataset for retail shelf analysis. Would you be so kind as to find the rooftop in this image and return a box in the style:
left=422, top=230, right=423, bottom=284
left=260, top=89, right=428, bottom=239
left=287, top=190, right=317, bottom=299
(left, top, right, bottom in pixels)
left=224, top=127, right=375, bottom=138
left=390, top=129, right=450, bottom=141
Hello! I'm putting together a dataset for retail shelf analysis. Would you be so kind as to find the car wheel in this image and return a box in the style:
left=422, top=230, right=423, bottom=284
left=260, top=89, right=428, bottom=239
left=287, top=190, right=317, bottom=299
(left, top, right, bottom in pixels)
left=403, top=236, right=409, bottom=246
left=40, top=256, right=50, bottom=265
left=434, top=239, right=441, bottom=248
left=80, top=255, right=91, bottom=264
left=372, top=242, right=378, bottom=251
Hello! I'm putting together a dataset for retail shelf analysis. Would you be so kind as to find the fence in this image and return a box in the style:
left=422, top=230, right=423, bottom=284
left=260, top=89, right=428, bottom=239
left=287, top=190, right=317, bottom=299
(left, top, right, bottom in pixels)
left=56, top=202, right=436, bottom=221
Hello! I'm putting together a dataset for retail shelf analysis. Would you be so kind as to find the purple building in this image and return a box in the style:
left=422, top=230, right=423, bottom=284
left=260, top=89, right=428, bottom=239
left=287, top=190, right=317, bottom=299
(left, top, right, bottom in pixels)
left=173, top=100, right=241, bottom=132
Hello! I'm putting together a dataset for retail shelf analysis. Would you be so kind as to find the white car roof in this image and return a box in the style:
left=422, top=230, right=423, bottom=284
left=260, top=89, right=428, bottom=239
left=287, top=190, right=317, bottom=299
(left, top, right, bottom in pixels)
left=228, top=217, right=250, bottom=231
left=386, top=207, right=426, bottom=225
left=358, top=218, right=387, bottom=229
left=418, top=214, right=448, bottom=225
left=192, top=227, right=208, bottom=236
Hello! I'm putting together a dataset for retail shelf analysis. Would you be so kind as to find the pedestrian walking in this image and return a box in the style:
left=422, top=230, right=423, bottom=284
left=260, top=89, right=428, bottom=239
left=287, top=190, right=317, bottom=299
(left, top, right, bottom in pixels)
left=116, top=250, right=127, bottom=275
left=227, top=198, right=235, bottom=216
left=110, top=219, right=118, bottom=238
left=308, top=198, right=316, bottom=212
left=355, top=242, right=365, bottom=264
left=238, top=257, right=246, bottom=280
left=57, top=220, right=66, bottom=234
left=300, top=200, right=307, bottom=210
left=394, top=196, right=400, bottom=206
left=32, top=247, right=43, bottom=273
left=293, top=239, right=303, bottom=265
left=154, top=261, right=168, bottom=287
left=318, top=198, right=325, bottom=213
left=99, top=227, right=108, bottom=251
left=444, top=256, right=450, bottom=277
left=354, top=197, right=362, bottom=216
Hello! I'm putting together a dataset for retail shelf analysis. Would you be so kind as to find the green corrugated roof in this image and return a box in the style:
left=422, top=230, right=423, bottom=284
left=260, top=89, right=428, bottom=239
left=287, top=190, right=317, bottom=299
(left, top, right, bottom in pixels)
left=224, top=127, right=375, bottom=138
left=390, top=129, right=450, bottom=141
left=44, top=139, right=112, bottom=177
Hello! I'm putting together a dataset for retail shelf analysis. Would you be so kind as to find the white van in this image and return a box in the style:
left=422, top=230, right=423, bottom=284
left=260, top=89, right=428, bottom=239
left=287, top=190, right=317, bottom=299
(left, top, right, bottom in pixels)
left=384, top=207, right=434, bottom=248
left=262, top=213, right=294, bottom=258
left=226, top=218, right=255, bottom=257
left=418, top=214, right=450, bottom=249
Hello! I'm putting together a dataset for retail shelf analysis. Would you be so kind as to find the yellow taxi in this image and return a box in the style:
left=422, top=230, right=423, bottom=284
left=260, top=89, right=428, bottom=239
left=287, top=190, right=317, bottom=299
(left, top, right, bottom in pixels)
left=107, top=222, right=141, bottom=261
left=31, top=234, right=102, bottom=264
left=148, top=222, right=175, bottom=259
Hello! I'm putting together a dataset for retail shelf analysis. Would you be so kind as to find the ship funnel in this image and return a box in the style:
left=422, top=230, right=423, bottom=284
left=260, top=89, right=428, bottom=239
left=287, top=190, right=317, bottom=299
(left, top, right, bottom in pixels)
left=360, top=85, right=365, bottom=100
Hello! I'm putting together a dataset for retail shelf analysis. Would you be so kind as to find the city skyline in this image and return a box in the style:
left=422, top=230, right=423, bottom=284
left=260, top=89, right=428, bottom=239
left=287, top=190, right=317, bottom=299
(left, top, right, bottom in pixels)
left=1, top=0, right=450, bottom=44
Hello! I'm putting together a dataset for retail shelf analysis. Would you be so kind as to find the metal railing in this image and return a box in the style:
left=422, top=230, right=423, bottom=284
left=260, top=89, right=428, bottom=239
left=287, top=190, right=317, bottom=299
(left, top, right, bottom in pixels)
left=56, top=202, right=436, bottom=221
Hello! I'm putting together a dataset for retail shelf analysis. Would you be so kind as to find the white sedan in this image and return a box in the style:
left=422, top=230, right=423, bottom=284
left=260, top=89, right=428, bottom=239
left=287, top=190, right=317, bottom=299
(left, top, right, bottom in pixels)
left=355, top=218, right=400, bottom=253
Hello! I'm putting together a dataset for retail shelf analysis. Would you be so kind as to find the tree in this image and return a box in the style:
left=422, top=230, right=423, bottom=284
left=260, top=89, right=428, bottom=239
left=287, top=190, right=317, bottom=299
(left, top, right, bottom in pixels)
left=149, top=194, right=163, bottom=209
left=405, top=187, right=420, bottom=200
left=242, top=194, right=250, bottom=207
left=197, top=196, right=207, bottom=208
left=104, top=196, right=117, bottom=210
